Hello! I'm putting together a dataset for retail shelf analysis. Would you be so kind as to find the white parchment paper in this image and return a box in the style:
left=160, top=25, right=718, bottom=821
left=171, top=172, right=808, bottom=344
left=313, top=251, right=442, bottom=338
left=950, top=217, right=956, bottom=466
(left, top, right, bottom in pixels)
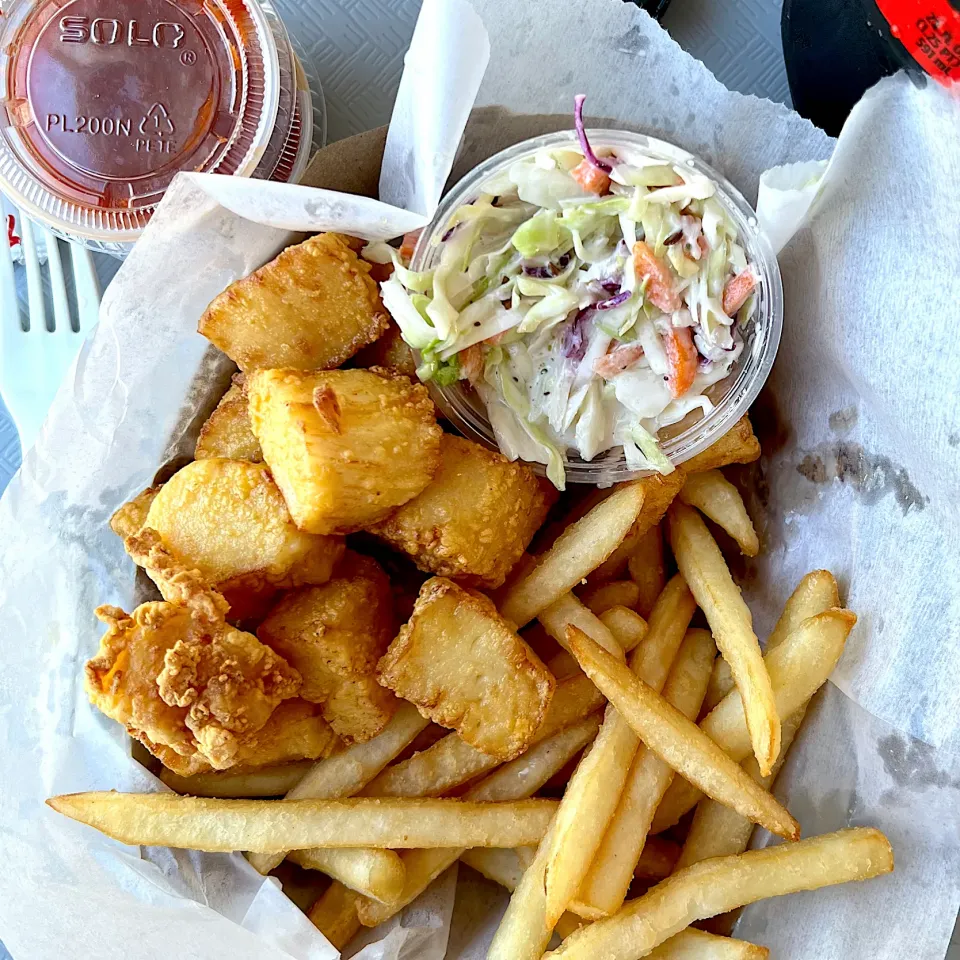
left=1, top=0, right=959, bottom=958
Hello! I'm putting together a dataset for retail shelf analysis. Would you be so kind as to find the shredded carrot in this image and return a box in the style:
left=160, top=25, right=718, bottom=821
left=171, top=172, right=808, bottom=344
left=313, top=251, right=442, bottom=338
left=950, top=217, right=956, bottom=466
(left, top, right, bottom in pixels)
left=594, top=343, right=645, bottom=379
left=663, top=326, right=698, bottom=398
left=722, top=268, right=757, bottom=316
left=459, top=345, right=484, bottom=385
left=571, top=159, right=611, bottom=195
left=633, top=241, right=680, bottom=313
left=399, top=229, right=423, bottom=263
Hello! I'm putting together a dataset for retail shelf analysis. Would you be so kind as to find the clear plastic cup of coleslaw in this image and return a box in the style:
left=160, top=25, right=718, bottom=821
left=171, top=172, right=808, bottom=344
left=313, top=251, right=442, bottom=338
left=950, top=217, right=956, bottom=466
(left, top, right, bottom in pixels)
left=409, top=129, right=783, bottom=486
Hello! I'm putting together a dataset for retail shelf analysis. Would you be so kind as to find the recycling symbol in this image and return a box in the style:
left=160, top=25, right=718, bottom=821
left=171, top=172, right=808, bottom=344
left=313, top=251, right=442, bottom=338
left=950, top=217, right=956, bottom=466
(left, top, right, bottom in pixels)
left=139, top=103, right=175, bottom=137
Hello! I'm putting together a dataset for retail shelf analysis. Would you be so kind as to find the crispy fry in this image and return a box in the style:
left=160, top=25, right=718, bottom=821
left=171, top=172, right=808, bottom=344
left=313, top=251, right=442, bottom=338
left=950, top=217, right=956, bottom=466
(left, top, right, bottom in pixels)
left=160, top=761, right=313, bottom=798
left=564, top=627, right=799, bottom=841
left=460, top=846, right=529, bottom=890
left=703, top=570, right=840, bottom=713
left=141, top=459, right=343, bottom=597
left=355, top=716, right=601, bottom=928
left=500, top=481, right=648, bottom=627
left=378, top=579, right=555, bottom=761
left=544, top=829, right=894, bottom=959
left=46, top=793, right=559, bottom=852
left=580, top=581, right=642, bottom=616
left=643, top=930, right=769, bottom=960
left=195, top=374, right=263, bottom=462
left=362, top=673, right=604, bottom=798
left=199, top=233, right=388, bottom=372
left=368, top=434, right=557, bottom=588
left=540, top=581, right=695, bottom=926
left=598, top=605, right=650, bottom=655
left=633, top=836, right=681, bottom=881
left=308, top=883, right=363, bottom=952
left=668, top=502, right=779, bottom=775
left=651, top=608, right=855, bottom=832
left=679, top=470, right=759, bottom=557
left=571, top=628, right=715, bottom=918
left=289, top=847, right=405, bottom=903
left=627, top=526, right=666, bottom=618
left=676, top=707, right=806, bottom=870
left=247, top=701, right=429, bottom=875
left=539, top=592, right=623, bottom=658
left=248, top=367, right=442, bottom=535
left=681, top=415, right=761, bottom=474
left=257, top=559, right=397, bottom=743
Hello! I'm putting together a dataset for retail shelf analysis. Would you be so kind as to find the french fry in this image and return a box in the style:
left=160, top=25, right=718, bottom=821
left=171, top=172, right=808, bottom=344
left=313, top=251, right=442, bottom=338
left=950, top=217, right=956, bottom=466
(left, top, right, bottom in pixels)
left=633, top=835, right=681, bottom=881
left=500, top=482, right=648, bottom=627
left=651, top=609, right=855, bottom=833
left=676, top=708, right=806, bottom=871
left=588, top=524, right=647, bottom=583
left=160, top=762, right=313, bottom=798
left=681, top=415, right=761, bottom=475
left=356, top=716, right=601, bottom=927
left=627, top=526, right=666, bottom=618
left=289, top=847, right=405, bottom=903
left=46, top=793, right=558, bottom=852
left=571, top=628, right=716, bottom=918
left=564, top=628, right=799, bottom=841
left=308, top=883, right=363, bottom=952
left=247, top=701, right=430, bottom=875
left=702, top=570, right=839, bottom=713
left=581, top=581, right=642, bottom=616
left=679, top=470, right=759, bottom=557
left=544, top=828, right=894, bottom=960
left=461, top=846, right=529, bottom=890
left=362, top=674, right=605, bottom=798
left=599, top=606, right=650, bottom=654
left=547, top=649, right=582, bottom=680
left=539, top=592, right=624, bottom=658
left=542, top=590, right=698, bottom=928
left=668, top=502, right=780, bottom=775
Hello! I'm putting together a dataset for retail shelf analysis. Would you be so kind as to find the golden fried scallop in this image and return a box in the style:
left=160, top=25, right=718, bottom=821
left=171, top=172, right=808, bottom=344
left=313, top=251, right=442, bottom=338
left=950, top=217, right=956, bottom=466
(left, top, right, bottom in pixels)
left=86, top=599, right=302, bottom=773
left=198, top=233, right=389, bottom=372
left=109, top=485, right=162, bottom=540
left=258, top=554, right=397, bottom=742
left=142, top=459, right=344, bottom=598
left=353, top=319, right=417, bottom=378
left=377, top=578, right=555, bottom=761
left=195, top=374, right=263, bottom=462
left=368, top=434, right=558, bottom=588
left=247, top=367, right=442, bottom=535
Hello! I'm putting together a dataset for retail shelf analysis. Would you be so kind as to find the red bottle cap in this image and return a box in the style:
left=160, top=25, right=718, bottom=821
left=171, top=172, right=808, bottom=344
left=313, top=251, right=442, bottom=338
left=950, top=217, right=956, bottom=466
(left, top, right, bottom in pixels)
left=0, top=0, right=308, bottom=248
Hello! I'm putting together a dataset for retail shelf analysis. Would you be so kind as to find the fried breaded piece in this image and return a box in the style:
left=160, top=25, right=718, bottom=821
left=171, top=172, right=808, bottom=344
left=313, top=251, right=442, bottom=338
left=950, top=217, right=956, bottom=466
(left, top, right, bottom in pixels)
left=247, top=367, right=442, bottom=535
left=141, top=459, right=344, bottom=598
left=199, top=233, right=389, bottom=372
left=353, top=319, right=416, bottom=378
left=86, top=599, right=302, bottom=772
left=258, top=555, right=397, bottom=742
left=368, top=434, right=558, bottom=589
left=195, top=374, right=263, bottom=462
left=377, top=578, right=555, bottom=761
left=109, top=485, right=162, bottom=540
left=682, top=414, right=761, bottom=473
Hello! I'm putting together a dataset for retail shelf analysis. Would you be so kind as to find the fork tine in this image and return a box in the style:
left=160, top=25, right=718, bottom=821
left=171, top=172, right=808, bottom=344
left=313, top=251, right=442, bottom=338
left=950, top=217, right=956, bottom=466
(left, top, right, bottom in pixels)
left=19, top=216, right=47, bottom=334
left=43, top=228, right=74, bottom=334
left=0, top=207, right=19, bottom=332
left=70, top=242, right=101, bottom=334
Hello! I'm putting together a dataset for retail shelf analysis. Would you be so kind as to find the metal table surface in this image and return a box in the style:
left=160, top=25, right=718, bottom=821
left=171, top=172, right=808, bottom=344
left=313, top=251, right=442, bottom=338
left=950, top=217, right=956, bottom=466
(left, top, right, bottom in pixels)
left=1, top=0, right=956, bottom=956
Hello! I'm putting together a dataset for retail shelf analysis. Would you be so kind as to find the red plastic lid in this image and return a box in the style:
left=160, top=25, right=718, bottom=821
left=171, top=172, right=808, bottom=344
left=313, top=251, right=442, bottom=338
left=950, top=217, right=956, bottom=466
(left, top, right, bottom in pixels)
left=874, top=0, right=960, bottom=80
left=0, top=0, right=283, bottom=243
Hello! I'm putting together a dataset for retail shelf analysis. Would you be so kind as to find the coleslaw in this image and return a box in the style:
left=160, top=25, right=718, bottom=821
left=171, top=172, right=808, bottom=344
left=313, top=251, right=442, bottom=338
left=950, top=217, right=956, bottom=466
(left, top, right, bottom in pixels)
left=366, top=96, right=758, bottom=490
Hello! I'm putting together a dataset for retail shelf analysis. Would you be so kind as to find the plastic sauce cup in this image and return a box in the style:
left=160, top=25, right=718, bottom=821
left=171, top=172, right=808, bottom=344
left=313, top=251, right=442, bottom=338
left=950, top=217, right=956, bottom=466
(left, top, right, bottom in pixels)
left=410, top=130, right=783, bottom=485
left=0, top=0, right=322, bottom=254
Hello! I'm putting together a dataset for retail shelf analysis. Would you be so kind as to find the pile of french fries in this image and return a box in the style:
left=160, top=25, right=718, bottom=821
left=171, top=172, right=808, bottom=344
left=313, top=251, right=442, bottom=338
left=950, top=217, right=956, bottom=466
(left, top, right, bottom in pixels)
left=48, top=233, right=893, bottom=958
left=49, top=412, right=893, bottom=959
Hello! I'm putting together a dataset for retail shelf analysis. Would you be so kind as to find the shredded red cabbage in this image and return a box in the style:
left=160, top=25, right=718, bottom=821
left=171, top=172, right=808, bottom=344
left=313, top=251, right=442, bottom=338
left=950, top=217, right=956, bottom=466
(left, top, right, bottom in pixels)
left=574, top=95, right=612, bottom=174
left=562, top=308, right=592, bottom=362
left=595, top=290, right=631, bottom=311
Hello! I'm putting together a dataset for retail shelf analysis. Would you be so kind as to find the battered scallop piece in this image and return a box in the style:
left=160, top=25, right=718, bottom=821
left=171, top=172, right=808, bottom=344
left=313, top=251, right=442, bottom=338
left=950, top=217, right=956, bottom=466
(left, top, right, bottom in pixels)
left=258, top=553, right=397, bottom=743
left=199, top=233, right=389, bottom=372
left=86, top=596, right=302, bottom=774
left=368, top=434, right=558, bottom=589
left=353, top=319, right=417, bottom=378
left=247, top=367, right=442, bottom=535
left=195, top=374, right=263, bottom=462
left=377, top=578, right=556, bottom=761
left=109, top=485, right=162, bottom=540
left=142, top=459, right=344, bottom=600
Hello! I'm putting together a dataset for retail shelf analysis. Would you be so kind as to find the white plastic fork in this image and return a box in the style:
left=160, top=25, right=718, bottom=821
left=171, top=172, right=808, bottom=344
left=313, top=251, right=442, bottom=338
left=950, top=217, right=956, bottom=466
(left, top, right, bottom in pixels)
left=0, top=205, right=102, bottom=456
